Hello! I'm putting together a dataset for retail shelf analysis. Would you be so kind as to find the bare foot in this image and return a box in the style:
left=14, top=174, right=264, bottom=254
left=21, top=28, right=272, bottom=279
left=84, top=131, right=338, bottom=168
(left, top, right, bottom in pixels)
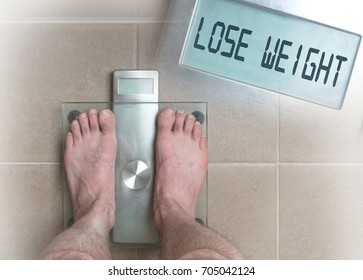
left=64, top=109, right=117, bottom=234
left=153, top=108, right=208, bottom=230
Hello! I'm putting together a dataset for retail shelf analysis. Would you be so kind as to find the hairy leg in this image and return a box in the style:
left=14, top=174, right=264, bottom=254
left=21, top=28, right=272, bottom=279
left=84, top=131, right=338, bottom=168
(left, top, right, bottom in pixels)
left=154, top=108, right=242, bottom=260
left=41, top=109, right=117, bottom=259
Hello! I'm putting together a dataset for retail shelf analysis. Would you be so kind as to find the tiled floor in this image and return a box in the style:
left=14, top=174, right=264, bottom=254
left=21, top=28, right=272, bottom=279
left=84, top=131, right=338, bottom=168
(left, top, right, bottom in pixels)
left=1, top=0, right=363, bottom=260
left=0, top=0, right=170, bottom=20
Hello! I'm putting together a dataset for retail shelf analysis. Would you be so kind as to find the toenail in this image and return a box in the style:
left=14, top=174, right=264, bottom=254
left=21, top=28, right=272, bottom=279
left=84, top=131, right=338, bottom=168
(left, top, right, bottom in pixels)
left=72, top=119, right=79, bottom=126
left=89, top=109, right=97, bottom=114
left=100, top=109, right=111, bottom=117
left=188, top=113, right=196, bottom=119
left=79, top=113, right=87, bottom=119
left=177, top=109, right=184, bottom=114
left=162, top=108, right=173, bottom=117
left=195, top=121, right=201, bottom=126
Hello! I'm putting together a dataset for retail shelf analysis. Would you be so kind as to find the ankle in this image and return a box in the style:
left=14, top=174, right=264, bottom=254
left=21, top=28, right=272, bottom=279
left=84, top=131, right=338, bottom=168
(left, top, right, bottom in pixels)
left=75, top=202, right=115, bottom=234
left=157, top=199, right=195, bottom=231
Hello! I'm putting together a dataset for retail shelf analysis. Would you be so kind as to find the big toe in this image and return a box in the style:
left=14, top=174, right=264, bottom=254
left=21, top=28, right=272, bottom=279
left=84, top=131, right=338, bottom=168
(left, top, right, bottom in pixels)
left=157, top=108, right=175, bottom=133
left=99, top=109, right=116, bottom=134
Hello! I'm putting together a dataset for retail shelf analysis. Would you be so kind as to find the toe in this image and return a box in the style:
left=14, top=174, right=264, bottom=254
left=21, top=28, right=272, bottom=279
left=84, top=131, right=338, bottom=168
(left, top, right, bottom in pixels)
left=88, top=109, right=99, bottom=133
left=78, top=113, right=90, bottom=135
left=63, top=132, right=74, bottom=169
left=200, top=135, right=208, bottom=151
left=71, top=120, right=82, bottom=141
left=98, top=109, right=116, bottom=134
left=192, top=121, right=202, bottom=141
left=157, top=108, right=175, bottom=133
left=65, top=132, right=74, bottom=149
left=174, top=110, right=186, bottom=132
left=184, top=113, right=196, bottom=134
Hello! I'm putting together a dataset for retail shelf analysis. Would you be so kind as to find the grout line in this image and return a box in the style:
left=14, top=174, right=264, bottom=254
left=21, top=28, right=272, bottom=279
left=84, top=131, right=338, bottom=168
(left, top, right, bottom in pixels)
left=136, top=0, right=141, bottom=20
left=209, top=162, right=277, bottom=167
left=276, top=97, right=280, bottom=260
left=2, top=162, right=362, bottom=166
left=279, top=162, right=363, bottom=166
left=136, top=24, right=139, bottom=69
left=209, top=162, right=363, bottom=167
left=0, top=17, right=165, bottom=24
left=0, top=162, right=62, bottom=165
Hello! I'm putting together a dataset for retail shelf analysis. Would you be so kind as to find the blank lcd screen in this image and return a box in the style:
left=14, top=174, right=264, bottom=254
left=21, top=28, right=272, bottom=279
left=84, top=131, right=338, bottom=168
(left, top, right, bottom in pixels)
left=118, top=78, right=154, bottom=95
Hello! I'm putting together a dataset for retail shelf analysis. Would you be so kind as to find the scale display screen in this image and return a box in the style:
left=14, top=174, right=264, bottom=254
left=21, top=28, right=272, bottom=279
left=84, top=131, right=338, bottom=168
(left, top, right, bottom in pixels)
left=180, top=0, right=361, bottom=109
left=117, top=78, right=154, bottom=95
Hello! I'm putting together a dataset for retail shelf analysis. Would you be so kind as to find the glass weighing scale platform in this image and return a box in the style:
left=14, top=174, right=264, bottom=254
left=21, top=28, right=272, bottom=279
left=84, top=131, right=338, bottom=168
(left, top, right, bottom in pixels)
left=62, top=71, right=207, bottom=247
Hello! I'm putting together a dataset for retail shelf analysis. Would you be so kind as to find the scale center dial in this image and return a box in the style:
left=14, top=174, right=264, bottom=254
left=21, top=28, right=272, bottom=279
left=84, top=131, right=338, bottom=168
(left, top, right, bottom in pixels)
left=121, top=160, right=151, bottom=190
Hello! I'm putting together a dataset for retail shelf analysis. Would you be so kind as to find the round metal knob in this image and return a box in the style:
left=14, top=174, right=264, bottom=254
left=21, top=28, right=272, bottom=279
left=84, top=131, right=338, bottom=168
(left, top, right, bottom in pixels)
left=121, top=160, right=151, bottom=190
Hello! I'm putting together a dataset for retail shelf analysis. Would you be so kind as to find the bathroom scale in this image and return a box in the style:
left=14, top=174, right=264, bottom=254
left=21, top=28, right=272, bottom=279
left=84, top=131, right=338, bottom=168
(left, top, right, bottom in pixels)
left=62, top=71, right=207, bottom=247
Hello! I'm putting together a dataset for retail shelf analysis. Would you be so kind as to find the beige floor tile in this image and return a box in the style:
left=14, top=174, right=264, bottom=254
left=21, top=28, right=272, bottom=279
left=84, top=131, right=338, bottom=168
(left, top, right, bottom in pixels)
left=280, top=165, right=363, bottom=259
left=279, top=81, right=363, bottom=163
left=137, top=24, right=164, bottom=69
left=137, top=0, right=170, bottom=20
left=207, top=93, right=278, bottom=163
left=0, top=164, right=62, bottom=259
left=208, top=165, right=277, bottom=259
left=0, top=24, right=136, bottom=162
left=0, top=0, right=137, bottom=18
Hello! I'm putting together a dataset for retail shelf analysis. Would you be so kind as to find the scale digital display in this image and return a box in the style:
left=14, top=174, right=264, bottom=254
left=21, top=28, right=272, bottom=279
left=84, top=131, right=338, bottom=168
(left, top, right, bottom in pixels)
left=113, top=70, right=158, bottom=102
left=117, top=78, right=154, bottom=95
left=180, top=0, right=361, bottom=109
